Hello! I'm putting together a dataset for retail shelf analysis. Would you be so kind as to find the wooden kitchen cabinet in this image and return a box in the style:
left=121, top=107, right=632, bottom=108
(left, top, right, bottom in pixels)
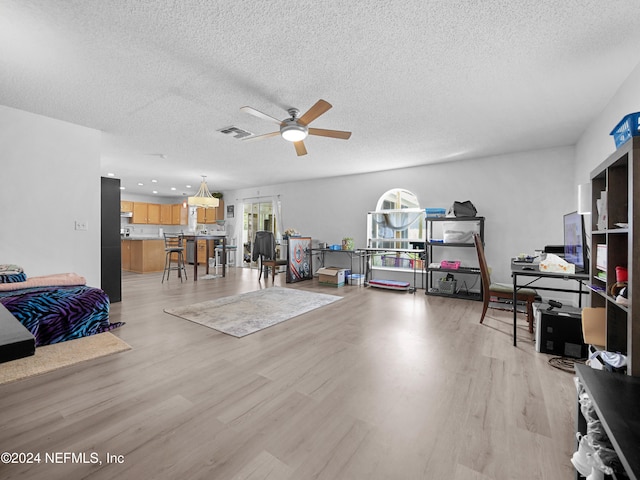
left=132, top=202, right=160, bottom=224
left=132, top=202, right=148, bottom=224
left=120, top=200, right=133, bottom=212
left=196, top=199, right=225, bottom=224
left=121, top=239, right=131, bottom=271
left=216, top=199, right=224, bottom=221
left=122, top=239, right=165, bottom=273
left=147, top=203, right=160, bottom=224
left=129, top=202, right=189, bottom=225
left=160, top=204, right=172, bottom=225
left=172, top=204, right=188, bottom=225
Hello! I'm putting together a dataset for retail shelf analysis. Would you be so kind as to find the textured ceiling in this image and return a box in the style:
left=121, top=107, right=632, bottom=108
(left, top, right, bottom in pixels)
left=2, top=0, right=640, bottom=197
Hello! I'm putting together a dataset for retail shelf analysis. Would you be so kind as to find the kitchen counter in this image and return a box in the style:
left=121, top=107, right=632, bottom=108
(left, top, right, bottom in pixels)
left=121, top=238, right=166, bottom=273
left=122, top=236, right=166, bottom=240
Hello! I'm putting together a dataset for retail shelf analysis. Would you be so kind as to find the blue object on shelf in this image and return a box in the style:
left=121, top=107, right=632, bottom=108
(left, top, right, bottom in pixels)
left=610, top=112, right=640, bottom=148
left=425, top=208, right=446, bottom=217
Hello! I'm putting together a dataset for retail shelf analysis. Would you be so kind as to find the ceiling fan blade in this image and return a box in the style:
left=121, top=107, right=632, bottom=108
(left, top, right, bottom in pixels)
left=294, top=141, right=307, bottom=156
left=243, top=131, right=281, bottom=142
left=240, top=106, right=283, bottom=125
left=297, top=99, right=332, bottom=125
left=308, top=128, right=352, bottom=140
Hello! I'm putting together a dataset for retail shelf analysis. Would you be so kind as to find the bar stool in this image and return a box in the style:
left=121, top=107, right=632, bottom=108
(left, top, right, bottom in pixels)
left=162, top=233, right=187, bottom=283
left=214, top=244, right=237, bottom=270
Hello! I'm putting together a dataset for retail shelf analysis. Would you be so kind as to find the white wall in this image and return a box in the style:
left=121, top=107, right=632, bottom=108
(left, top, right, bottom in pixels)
left=575, top=61, right=640, bottom=183
left=0, top=105, right=102, bottom=286
left=226, top=146, right=576, bottom=285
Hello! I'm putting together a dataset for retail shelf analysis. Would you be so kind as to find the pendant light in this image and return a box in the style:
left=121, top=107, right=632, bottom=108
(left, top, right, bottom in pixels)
left=187, top=176, right=219, bottom=208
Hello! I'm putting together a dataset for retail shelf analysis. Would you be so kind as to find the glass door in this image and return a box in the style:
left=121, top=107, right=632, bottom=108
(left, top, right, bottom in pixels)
left=242, top=200, right=276, bottom=268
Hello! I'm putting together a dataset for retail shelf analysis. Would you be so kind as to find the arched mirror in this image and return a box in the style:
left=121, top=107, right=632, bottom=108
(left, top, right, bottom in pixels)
left=369, top=188, right=423, bottom=248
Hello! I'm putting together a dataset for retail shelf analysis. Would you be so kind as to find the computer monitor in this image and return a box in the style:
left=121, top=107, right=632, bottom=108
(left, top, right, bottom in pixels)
left=563, top=211, right=588, bottom=273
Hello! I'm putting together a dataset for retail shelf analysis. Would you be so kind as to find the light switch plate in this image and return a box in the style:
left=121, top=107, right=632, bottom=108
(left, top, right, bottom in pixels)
left=74, top=220, right=88, bottom=231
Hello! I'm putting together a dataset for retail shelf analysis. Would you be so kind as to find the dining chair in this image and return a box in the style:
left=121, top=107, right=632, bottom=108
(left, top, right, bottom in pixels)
left=251, top=231, right=287, bottom=282
left=473, top=233, right=537, bottom=333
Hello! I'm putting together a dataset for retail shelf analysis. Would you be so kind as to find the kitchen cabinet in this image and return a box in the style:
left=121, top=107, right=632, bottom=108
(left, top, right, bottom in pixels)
left=132, top=202, right=148, bottom=224
left=128, top=202, right=190, bottom=226
left=131, top=202, right=160, bottom=224
left=122, top=239, right=165, bottom=273
left=196, top=240, right=209, bottom=265
left=120, top=200, right=133, bottom=212
left=121, top=239, right=131, bottom=271
left=160, top=204, right=172, bottom=225
left=172, top=203, right=188, bottom=225
left=196, top=199, right=224, bottom=224
left=147, top=203, right=160, bottom=224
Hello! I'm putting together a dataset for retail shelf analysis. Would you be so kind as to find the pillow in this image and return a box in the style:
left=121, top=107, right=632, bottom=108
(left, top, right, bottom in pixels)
left=0, top=272, right=27, bottom=283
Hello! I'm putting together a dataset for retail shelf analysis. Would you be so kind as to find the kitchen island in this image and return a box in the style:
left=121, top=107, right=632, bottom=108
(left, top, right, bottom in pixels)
left=121, top=237, right=166, bottom=273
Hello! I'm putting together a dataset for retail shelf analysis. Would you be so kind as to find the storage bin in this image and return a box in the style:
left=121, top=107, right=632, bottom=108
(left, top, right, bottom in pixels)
left=438, top=277, right=457, bottom=294
left=610, top=112, right=640, bottom=148
left=442, top=221, right=479, bottom=243
left=425, top=208, right=446, bottom=218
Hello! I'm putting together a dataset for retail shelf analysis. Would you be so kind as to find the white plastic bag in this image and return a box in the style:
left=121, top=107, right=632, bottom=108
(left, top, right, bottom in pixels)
left=539, top=253, right=575, bottom=274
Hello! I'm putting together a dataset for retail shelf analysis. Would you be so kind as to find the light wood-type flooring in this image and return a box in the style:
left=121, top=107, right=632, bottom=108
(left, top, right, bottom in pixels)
left=0, top=268, right=579, bottom=479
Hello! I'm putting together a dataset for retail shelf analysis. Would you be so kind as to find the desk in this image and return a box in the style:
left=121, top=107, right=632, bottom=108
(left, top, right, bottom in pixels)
left=311, top=248, right=365, bottom=275
left=511, top=261, right=589, bottom=346
left=575, top=365, right=640, bottom=480
left=184, top=235, right=226, bottom=281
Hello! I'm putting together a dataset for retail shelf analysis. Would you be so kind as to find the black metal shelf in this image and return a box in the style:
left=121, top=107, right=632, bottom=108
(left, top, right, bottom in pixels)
left=425, top=217, right=485, bottom=301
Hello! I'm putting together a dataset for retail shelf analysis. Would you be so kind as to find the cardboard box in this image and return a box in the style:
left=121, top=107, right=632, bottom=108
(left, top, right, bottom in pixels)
left=318, top=267, right=346, bottom=286
left=582, top=307, right=606, bottom=347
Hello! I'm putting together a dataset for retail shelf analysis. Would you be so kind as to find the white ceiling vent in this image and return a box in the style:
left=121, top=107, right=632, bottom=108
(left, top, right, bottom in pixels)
left=218, top=126, right=253, bottom=139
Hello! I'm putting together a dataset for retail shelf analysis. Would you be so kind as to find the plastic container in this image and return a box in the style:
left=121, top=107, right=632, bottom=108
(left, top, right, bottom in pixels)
left=610, top=112, right=640, bottom=148
left=438, top=278, right=457, bottom=294
left=616, top=266, right=628, bottom=282
left=425, top=207, right=446, bottom=218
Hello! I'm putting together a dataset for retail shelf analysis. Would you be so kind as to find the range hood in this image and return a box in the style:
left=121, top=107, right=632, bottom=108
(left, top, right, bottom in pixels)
left=120, top=211, right=133, bottom=218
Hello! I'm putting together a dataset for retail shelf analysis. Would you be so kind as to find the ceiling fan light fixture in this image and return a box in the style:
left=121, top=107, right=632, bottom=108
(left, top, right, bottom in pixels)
left=187, top=175, right=219, bottom=208
left=281, top=123, right=308, bottom=142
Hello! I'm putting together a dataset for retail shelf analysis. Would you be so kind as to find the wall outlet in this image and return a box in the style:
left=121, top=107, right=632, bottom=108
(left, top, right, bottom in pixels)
left=74, top=220, right=88, bottom=231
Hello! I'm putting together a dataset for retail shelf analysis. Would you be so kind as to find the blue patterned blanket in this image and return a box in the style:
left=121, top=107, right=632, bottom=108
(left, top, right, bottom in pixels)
left=0, top=285, right=123, bottom=346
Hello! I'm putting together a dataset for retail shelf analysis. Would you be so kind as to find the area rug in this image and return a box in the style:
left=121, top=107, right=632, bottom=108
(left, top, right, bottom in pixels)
left=0, top=332, right=131, bottom=385
left=164, top=287, right=342, bottom=337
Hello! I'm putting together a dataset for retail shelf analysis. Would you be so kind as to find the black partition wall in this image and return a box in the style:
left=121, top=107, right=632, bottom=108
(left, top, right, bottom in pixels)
left=101, top=176, right=122, bottom=303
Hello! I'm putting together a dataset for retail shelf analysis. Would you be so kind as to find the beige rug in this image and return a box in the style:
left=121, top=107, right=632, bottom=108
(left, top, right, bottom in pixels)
left=164, top=287, right=342, bottom=337
left=0, top=332, right=131, bottom=385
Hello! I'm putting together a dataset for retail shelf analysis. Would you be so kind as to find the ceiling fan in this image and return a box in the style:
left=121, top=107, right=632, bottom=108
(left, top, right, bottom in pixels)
left=240, top=99, right=351, bottom=156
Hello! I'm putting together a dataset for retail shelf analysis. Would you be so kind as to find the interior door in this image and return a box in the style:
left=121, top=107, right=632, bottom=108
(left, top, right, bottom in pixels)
left=242, top=200, right=275, bottom=268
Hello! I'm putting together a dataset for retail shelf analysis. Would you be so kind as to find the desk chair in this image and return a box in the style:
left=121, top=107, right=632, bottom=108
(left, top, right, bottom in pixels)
left=251, top=231, right=287, bottom=282
left=162, top=233, right=187, bottom=283
left=473, top=234, right=536, bottom=333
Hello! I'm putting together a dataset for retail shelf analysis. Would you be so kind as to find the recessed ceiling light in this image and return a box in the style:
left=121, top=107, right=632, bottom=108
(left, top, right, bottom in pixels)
left=107, top=172, right=115, bottom=177
left=171, top=187, right=176, bottom=191
left=151, top=179, right=158, bottom=183
left=120, top=186, right=126, bottom=190
left=186, top=185, right=192, bottom=189
left=152, top=190, right=158, bottom=194
left=138, top=182, right=143, bottom=186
